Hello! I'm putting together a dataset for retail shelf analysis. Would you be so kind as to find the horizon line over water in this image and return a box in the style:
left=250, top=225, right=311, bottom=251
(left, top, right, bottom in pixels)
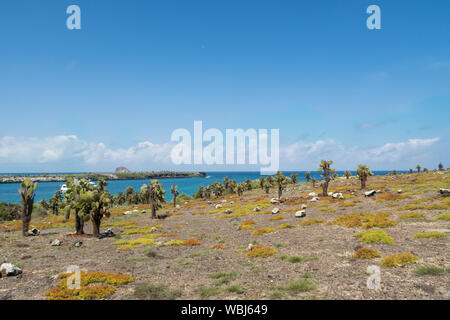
left=0, top=171, right=406, bottom=204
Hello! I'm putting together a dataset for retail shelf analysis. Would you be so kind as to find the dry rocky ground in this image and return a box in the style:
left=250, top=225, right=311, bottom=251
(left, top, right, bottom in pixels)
left=0, top=172, right=449, bottom=300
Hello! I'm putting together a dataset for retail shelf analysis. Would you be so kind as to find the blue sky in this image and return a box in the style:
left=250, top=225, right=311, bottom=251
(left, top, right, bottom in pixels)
left=0, top=0, right=449, bottom=172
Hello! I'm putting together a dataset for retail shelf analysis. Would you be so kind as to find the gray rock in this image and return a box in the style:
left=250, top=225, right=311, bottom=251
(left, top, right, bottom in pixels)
left=0, top=263, right=22, bottom=277
left=115, top=166, right=131, bottom=173
left=272, top=207, right=280, bottom=214
left=253, top=207, right=261, bottom=212
left=440, top=188, right=450, bottom=196
left=215, top=204, right=223, bottom=209
left=270, top=198, right=279, bottom=204
left=74, top=241, right=83, bottom=247
left=225, top=209, right=233, bottom=214
left=51, top=239, right=61, bottom=246
left=308, top=192, right=317, bottom=197
left=301, top=204, right=307, bottom=209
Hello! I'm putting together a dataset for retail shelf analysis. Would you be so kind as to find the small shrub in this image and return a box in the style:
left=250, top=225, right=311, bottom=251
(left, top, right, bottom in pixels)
left=381, top=252, right=419, bottom=267
left=269, top=216, right=284, bottom=221
left=183, top=238, right=201, bottom=246
left=399, top=212, right=425, bottom=219
left=211, top=244, right=226, bottom=249
left=278, top=223, right=295, bottom=229
left=246, top=245, right=277, bottom=258
left=354, top=230, right=394, bottom=244
left=164, top=239, right=185, bottom=246
left=281, top=255, right=305, bottom=263
left=240, top=225, right=255, bottom=230
left=436, top=213, right=450, bottom=221
left=352, top=247, right=382, bottom=259
left=414, top=232, right=447, bottom=239
left=299, top=218, right=324, bottom=226
left=252, top=227, right=276, bottom=235
left=241, top=220, right=256, bottom=225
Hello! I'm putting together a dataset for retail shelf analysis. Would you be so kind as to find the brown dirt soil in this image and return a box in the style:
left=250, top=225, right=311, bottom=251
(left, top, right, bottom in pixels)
left=0, top=171, right=449, bottom=300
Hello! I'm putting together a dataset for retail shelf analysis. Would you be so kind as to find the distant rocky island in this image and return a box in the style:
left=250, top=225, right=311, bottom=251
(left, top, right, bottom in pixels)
left=0, top=168, right=206, bottom=184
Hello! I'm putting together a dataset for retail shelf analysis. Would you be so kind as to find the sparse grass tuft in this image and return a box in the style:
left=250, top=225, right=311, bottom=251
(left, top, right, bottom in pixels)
left=197, top=286, right=221, bottom=298
left=414, top=265, right=446, bottom=276
left=210, top=271, right=238, bottom=285
left=134, top=283, right=182, bottom=300
left=436, top=213, right=450, bottom=221
left=226, top=285, right=244, bottom=294
left=299, top=218, right=324, bottom=226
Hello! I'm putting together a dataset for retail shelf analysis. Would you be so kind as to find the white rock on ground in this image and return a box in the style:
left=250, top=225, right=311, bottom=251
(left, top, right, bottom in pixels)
left=51, top=239, right=61, bottom=246
left=364, top=190, right=376, bottom=197
left=308, top=192, right=317, bottom=197
left=253, top=207, right=261, bottom=212
left=295, top=210, right=306, bottom=218
left=270, top=198, right=279, bottom=204
left=215, top=204, right=223, bottom=209
left=0, top=263, right=22, bottom=277
left=272, top=208, right=280, bottom=214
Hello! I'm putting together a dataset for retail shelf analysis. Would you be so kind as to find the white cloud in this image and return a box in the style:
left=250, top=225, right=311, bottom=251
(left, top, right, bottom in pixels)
left=0, top=135, right=173, bottom=168
left=0, top=135, right=443, bottom=171
left=281, top=137, right=441, bottom=169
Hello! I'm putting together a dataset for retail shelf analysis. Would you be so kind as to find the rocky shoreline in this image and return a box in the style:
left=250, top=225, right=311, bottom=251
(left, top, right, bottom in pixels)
left=0, top=171, right=207, bottom=184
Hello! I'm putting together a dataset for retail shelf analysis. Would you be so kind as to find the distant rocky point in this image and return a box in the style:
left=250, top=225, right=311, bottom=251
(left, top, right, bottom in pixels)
left=0, top=171, right=206, bottom=184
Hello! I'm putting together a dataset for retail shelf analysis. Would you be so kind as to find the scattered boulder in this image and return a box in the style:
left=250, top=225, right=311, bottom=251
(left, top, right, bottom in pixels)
left=230, top=201, right=234, bottom=205
left=247, top=244, right=254, bottom=251
left=295, top=210, right=306, bottom=218
left=272, top=208, right=280, bottom=214
left=123, top=211, right=132, bottom=215
left=253, top=207, right=261, bottom=212
left=132, top=209, right=139, bottom=214
left=74, top=241, right=83, bottom=248
left=308, top=192, right=317, bottom=197
left=51, top=239, right=61, bottom=246
left=332, top=192, right=344, bottom=199
left=225, top=209, right=233, bottom=214
left=176, top=205, right=181, bottom=209
left=301, top=204, right=307, bottom=209
left=270, top=198, right=279, bottom=204
left=328, top=192, right=333, bottom=197
left=397, top=189, right=403, bottom=194
left=215, top=204, right=223, bottom=209
left=27, top=228, right=40, bottom=236
left=309, top=197, right=319, bottom=202
left=0, top=263, right=22, bottom=277
left=141, top=210, right=146, bottom=214
left=439, top=188, right=450, bottom=196
left=364, top=190, right=376, bottom=197
left=221, top=199, right=227, bottom=203
left=98, top=228, right=115, bottom=239
left=151, top=227, right=157, bottom=233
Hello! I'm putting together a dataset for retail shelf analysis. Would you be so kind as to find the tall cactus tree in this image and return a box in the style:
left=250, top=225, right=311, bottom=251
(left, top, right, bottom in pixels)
left=356, top=164, right=373, bottom=189
left=438, top=162, right=444, bottom=171
left=259, top=176, right=265, bottom=190
left=49, top=190, right=63, bottom=215
left=237, top=183, right=245, bottom=197
left=170, top=184, right=179, bottom=207
left=344, top=170, right=351, bottom=179
left=142, top=180, right=165, bottom=219
left=305, top=172, right=311, bottom=182
left=89, top=179, right=111, bottom=237
left=244, top=179, right=252, bottom=191
left=318, top=160, right=335, bottom=196
left=263, top=179, right=272, bottom=194
left=290, top=172, right=298, bottom=184
left=64, top=178, right=89, bottom=234
left=204, top=185, right=212, bottom=200
left=416, top=164, right=421, bottom=173
left=18, top=178, right=38, bottom=236
left=275, top=171, right=288, bottom=200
